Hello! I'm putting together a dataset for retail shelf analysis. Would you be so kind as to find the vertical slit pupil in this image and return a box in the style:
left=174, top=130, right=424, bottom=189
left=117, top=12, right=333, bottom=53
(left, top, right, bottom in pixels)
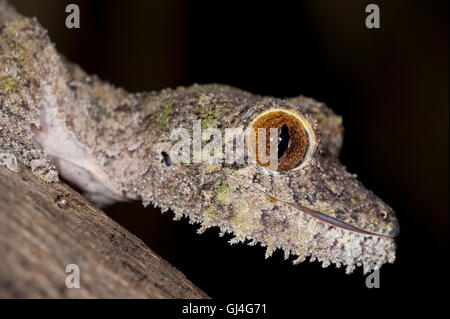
left=278, top=124, right=290, bottom=158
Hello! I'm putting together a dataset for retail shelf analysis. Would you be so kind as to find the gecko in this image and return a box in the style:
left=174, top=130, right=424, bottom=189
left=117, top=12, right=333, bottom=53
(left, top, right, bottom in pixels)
left=0, top=2, right=398, bottom=274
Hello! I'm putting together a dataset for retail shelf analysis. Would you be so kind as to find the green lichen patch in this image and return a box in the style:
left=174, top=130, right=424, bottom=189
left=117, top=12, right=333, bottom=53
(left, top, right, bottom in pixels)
left=214, top=179, right=233, bottom=205
left=157, top=99, right=174, bottom=129
left=231, top=207, right=264, bottom=235
left=200, top=106, right=223, bottom=129
left=3, top=78, right=16, bottom=91
left=201, top=206, right=218, bottom=227
left=205, top=164, right=221, bottom=174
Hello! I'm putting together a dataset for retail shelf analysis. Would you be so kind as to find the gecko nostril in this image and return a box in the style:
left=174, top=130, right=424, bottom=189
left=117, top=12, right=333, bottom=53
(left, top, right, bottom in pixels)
left=161, top=152, right=171, bottom=167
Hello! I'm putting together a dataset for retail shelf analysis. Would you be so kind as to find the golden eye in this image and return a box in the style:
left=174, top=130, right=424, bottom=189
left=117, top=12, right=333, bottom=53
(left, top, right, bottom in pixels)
left=248, top=109, right=315, bottom=171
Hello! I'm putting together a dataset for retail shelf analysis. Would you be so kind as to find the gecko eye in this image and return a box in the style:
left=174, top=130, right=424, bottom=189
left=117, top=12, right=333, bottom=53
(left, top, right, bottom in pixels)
left=248, top=109, right=315, bottom=171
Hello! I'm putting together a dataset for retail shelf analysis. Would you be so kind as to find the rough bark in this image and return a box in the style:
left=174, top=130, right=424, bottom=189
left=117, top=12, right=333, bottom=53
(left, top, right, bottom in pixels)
left=0, top=163, right=208, bottom=298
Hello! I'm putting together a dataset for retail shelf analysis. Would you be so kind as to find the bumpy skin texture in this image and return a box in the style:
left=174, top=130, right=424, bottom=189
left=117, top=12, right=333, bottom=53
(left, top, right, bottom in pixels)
left=0, top=11, right=398, bottom=273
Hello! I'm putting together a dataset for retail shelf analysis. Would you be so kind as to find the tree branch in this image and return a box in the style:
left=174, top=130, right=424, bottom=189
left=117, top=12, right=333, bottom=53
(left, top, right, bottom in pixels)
left=0, top=162, right=207, bottom=298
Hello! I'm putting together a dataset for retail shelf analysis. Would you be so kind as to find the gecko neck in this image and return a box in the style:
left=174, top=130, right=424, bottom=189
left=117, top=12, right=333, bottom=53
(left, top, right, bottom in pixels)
left=32, top=86, right=130, bottom=206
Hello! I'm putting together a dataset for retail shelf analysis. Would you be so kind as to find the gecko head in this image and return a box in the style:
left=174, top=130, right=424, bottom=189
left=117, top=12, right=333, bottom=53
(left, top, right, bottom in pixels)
left=154, top=87, right=398, bottom=272
left=242, top=106, right=400, bottom=239
left=218, top=99, right=398, bottom=272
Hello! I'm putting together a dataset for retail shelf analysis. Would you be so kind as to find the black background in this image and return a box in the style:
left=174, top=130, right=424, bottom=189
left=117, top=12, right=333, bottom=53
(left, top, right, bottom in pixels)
left=10, top=0, right=448, bottom=300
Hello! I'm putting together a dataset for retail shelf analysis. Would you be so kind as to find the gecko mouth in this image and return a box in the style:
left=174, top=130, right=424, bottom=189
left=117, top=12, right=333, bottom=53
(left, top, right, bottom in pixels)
left=227, top=175, right=399, bottom=239
left=268, top=195, right=398, bottom=238
left=284, top=201, right=397, bottom=238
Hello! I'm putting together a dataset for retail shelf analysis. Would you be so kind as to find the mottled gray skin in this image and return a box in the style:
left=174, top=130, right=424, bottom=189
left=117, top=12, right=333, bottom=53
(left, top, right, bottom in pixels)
left=0, top=7, right=398, bottom=273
